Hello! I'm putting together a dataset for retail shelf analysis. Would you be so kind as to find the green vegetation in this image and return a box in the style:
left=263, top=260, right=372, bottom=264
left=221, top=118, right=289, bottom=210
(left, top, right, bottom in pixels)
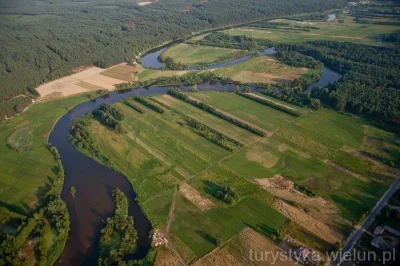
left=98, top=189, right=137, bottom=266
left=93, top=103, right=125, bottom=133
left=134, top=96, right=165, bottom=114
left=70, top=186, right=76, bottom=196
left=167, top=88, right=266, bottom=136
left=215, top=185, right=239, bottom=204
left=161, top=43, right=249, bottom=66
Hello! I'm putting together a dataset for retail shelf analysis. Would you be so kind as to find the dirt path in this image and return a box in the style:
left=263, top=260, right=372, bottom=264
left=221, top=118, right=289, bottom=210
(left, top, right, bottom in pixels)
left=324, top=160, right=369, bottom=182
left=165, top=189, right=188, bottom=266
left=246, top=93, right=297, bottom=111
left=127, top=132, right=191, bottom=179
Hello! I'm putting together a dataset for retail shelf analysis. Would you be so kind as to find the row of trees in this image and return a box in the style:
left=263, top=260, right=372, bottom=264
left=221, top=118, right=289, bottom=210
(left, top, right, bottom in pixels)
left=93, top=103, right=125, bottom=133
left=167, top=88, right=266, bottom=136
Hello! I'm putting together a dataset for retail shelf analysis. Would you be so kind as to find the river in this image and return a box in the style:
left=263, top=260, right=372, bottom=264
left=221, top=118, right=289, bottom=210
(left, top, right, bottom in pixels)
left=52, top=46, right=340, bottom=265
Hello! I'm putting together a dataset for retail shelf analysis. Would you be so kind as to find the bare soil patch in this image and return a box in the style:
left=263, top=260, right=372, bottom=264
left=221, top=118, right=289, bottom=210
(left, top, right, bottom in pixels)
left=253, top=175, right=336, bottom=212
left=81, top=74, right=125, bottom=90
left=273, top=200, right=342, bottom=244
left=137, top=1, right=154, bottom=6
left=154, top=245, right=184, bottom=266
left=36, top=67, right=104, bottom=98
left=324, top=160, right=368, bottom=182
left=179, top=182, right=216, bottom=211
left=100, top=63, right=138, bottom=82
left=246, top=93, right=297, bottom=111
left=246, top=146, right=279, bottom=168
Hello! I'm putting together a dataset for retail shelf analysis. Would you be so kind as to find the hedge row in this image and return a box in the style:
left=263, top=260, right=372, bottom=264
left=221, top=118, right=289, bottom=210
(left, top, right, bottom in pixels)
left=167, top=89, right=265, bottom=137
left=237, top=92, right=301, bottom=117
left=134, top=96, right=164, bottom=114
left=123, top=100, right=145, bottom=114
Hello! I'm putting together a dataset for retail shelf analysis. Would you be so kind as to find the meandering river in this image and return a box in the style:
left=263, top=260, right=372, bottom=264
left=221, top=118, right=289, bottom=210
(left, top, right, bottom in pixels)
left=52, top=44, right=341, bottom=265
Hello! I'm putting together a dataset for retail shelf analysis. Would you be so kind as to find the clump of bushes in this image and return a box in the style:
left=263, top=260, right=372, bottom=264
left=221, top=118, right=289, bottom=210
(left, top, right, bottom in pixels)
left=294, top=184, right=316, bottom=198
left=93, top=103, right=124, bottom=133
left=134, top=96, right=165, bottom=114
left=216, top=186, right=238, bottom=204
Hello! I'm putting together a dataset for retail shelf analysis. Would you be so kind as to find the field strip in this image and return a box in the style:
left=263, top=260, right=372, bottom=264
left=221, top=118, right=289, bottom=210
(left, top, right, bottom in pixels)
left=273, top=200, right=342, bottom=244
left=158, top=94, right=255, bottom=145
left=179, top=182, right=216, bottom=211
left=341, top=146, right=399, bottom=175
left=324, top=160, right=369, bottom=182
left=278, top=143, right=311, bottom=158
left=186, top=95, right=272, bottom=136
left=305, top=33, right=367, bottom=40
left=253, top=175, right=338, bottom=213
left=126, top=132, right=191, bottom=179
left=246, top=93, right=297, bottom=111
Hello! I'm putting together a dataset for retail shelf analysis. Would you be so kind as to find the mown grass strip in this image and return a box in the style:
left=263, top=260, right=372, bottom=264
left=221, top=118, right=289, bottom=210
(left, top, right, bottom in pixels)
left=237, top=93, right=301, bottom=117
left=134, top=96, right=165, bottom=114
left=167, top=89, right=266, bottom=137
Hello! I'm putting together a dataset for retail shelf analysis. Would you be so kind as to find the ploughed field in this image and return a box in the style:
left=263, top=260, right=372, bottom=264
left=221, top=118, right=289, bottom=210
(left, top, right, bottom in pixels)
left=84, top=90, right=399, bottom=264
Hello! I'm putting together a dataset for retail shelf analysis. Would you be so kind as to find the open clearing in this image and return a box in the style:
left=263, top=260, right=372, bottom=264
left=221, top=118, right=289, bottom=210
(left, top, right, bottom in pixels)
left=36, top=64, right=129, bottom=99
left=213, top=56, right=307, bottom=84
left=82, top=89, right=399, bottom=262
left=161, top=43, right=248, bottom=66
left=99, top=63, right=138, bottom=82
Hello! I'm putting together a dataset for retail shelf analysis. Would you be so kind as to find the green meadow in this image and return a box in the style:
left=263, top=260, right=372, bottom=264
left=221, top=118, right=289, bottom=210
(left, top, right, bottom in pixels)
left=83, top=90, right=399, bottom=262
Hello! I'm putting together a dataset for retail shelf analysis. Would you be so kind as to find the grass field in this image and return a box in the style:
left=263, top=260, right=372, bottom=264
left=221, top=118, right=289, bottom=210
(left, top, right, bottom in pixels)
left=0, top=93, right=98, bottom=213
left=213, top=56, right=308, bottom=84
left=222, top=14, right=400, bottom=46
left=84, top=90, right=399, bottom=263
left=160, top=43, right=248, bottom=66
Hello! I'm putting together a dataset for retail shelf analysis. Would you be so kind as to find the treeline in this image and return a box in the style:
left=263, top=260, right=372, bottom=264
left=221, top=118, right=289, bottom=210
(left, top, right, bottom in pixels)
left=248, top=21, right=320, bottom=31
left=167, top=88, right=266, bottom=136
left=161, top=57, right=187, bottom=70
left=123, top=100, right=145, bottom=114
left=195, top=32, right=272, bottom=51
left=382, top=31, right=400, bottom=43
left=0, top=195, right=70, bottom=266
left=183, top=114, right=243, bottom=152
left=0, top=0, right=346, bottom=104
left=0, top=96, right=32, bottom=122
left=93, top=103, right=124, bottom=133
left=69, top=115, right=111, bottom=166
left=278, top=41, right=400, bottom=124
left=134, top=96, right=165, bottom=114
left=140, top=71, right=224, bottom=87
left=236, top=92, right=302, bottom=117
left=98, top=188, right=137, bottom=266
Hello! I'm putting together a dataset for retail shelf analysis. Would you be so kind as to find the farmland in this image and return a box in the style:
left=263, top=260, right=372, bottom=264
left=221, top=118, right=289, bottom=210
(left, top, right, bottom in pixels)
left=160, top=43, right=248, bottom=66
left=223, top=14, right=400, bottom=46
left=81, top=89, right=399, bottom=263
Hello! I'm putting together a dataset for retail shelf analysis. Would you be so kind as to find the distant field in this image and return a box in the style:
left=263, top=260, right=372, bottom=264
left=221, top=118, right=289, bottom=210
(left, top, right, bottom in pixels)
left=138, top=69, right=190, bottom=82
left=99, top=63, right=137, bottom=82
left=223, top=15, right=400, bottom=45
left=213, top=56, right=308, bottom=84
left=84, top=90, right=399, bottom=263
left=160, top=43, right=248, bottom=66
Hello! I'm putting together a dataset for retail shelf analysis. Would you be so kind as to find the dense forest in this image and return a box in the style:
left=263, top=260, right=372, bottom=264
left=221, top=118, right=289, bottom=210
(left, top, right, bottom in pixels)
left=277, top=41, right=400, bottom=124
left=0, top=0, right=347, bottom=119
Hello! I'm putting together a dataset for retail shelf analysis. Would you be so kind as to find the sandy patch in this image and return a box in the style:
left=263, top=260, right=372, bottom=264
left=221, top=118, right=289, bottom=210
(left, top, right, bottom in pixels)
left=324, top=160, right=368, bottom=182
left=253, top=175, right=336, bottom=211
left=278, top=143, right=311, bottom=158
left=187, top=95, right=272, bottom=136
left=246, top=93, right=297, bottom=111
left=273, top=200, right=342, bottom=244
left=36, top=67, right=104, bottom=98
left=137, top=1, right=153, bottom=6
left=179, top=182, right=216, bottom=211
left=246, top=146, right=279, bottom=168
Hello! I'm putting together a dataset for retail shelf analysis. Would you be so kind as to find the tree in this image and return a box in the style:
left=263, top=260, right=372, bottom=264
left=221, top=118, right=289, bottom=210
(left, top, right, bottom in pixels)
left=70, top=186, right=76, bottom=196
left=309, top=98, right=322, bottom=110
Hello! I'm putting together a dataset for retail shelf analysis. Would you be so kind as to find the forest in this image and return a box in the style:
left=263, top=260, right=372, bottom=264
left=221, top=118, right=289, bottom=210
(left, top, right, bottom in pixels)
left=0, top=0, right=347, bottom=119
left=276, top=41, right=400, bottom=125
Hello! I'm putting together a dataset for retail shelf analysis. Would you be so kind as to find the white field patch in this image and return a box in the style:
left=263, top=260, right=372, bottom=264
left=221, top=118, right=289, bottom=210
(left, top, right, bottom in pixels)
left=36, top=65, right=127, bottom=100
left=137, top=1, right=153, bottom=6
